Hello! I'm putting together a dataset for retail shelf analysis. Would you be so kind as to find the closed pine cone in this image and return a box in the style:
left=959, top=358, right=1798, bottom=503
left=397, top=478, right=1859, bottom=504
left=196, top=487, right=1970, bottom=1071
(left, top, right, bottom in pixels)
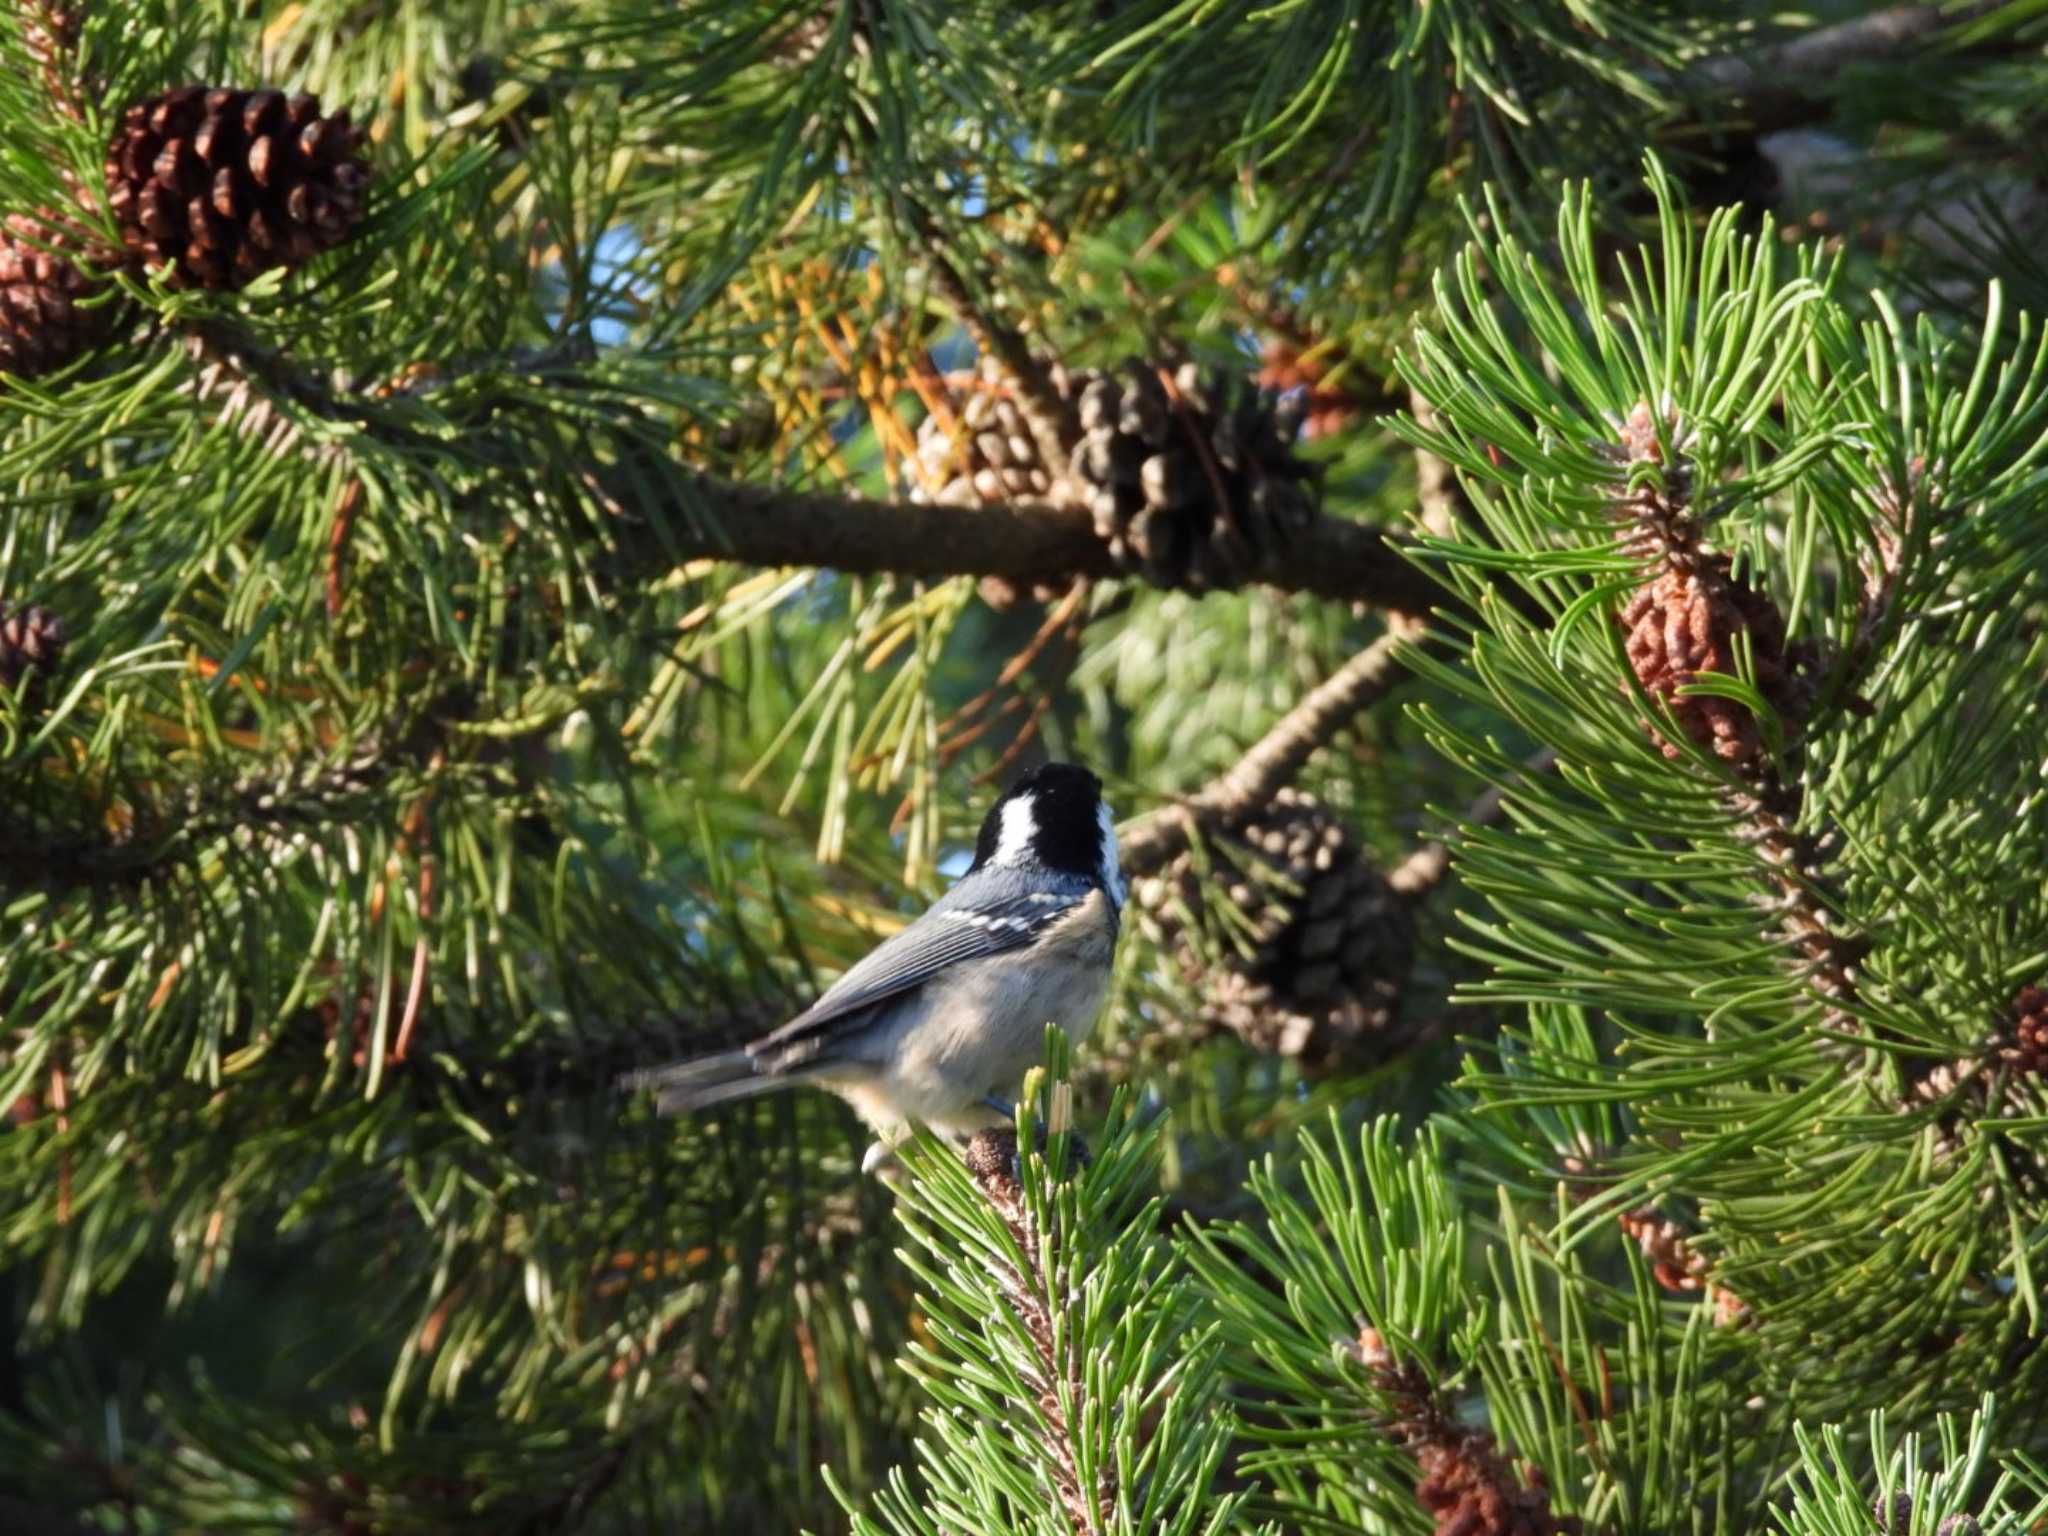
left=105, top=85, right=372, bottom=290
left=0, top=213, right=105, bottom=377
left=1135, top=789, right=1414, bottom=1068
left=1617, top=553, right=1800, bottom=769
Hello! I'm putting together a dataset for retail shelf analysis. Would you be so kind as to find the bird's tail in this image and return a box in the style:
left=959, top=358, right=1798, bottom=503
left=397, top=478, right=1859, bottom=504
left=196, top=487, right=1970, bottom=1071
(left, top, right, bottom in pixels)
left=621, top=1050, right=797, bottom=1116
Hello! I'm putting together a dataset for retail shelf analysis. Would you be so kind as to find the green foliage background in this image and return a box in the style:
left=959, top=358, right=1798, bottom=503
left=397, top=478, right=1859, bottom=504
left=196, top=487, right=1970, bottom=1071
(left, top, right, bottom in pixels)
left=4, top=1, right=2048, bottom=1531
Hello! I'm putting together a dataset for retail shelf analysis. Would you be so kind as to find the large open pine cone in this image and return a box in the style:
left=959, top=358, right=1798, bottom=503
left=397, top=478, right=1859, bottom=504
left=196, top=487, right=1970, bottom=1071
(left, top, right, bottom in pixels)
left=1066, top=360, right=1320, bottom=591
left=0, top=603, right=65, bottom=697
left=1135, top=789, right=1414, bottom=1068
left=105, top=86, right=371, bottom=290
left=0, top=213, right=103, bottom=377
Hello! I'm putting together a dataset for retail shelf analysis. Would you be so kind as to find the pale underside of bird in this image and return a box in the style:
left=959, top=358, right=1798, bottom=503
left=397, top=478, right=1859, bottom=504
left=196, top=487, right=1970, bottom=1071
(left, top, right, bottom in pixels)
left=626, top=763, right=1125, bottom=1171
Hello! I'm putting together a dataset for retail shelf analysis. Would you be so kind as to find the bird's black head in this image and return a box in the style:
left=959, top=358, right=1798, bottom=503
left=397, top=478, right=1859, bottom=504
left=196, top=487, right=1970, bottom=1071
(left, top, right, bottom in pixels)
left=969, top=761, right=1125, bottom=905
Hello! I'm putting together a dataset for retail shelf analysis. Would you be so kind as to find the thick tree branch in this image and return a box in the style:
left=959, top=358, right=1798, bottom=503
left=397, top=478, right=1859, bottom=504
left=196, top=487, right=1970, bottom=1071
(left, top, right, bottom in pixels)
left=184, top=309, right=1444, bottom=617
left=647, top=478, right=1439, bottom=614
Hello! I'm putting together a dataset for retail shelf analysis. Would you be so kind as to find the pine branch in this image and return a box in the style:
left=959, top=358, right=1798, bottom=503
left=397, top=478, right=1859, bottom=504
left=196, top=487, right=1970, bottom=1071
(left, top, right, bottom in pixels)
left=1, top=726, right=407, bottom=894
left=1589, top=404, right=1878, bottom=1037
left=1120, top=620, right=1435, bottom=879
left=1680, top=5, right=2005, bottom=134
left=614, top=477, right=1434, bottom=613
left=848, top=1046, right=1245, bottom=1536
left=1387, top=748, right=1556, bottom=901
left=962, top=1129, right=1114, bottom=1536
left=161, top=317, right=1438, bottom=613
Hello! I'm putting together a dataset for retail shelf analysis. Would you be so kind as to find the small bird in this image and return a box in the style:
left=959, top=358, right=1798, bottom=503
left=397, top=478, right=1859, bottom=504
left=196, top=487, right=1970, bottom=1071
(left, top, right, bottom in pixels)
left=628, top=762, right=1125, bottom=1170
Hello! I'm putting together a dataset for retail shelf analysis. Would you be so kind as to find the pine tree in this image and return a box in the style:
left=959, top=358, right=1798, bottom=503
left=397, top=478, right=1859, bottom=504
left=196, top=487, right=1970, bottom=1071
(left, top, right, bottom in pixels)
left=5, top=1, right=2048, bottom=1532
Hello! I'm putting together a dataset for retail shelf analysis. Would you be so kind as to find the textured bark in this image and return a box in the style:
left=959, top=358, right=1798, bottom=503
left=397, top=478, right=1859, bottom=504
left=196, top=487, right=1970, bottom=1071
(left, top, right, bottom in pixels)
left=647, top=478, right=1439, bottom=614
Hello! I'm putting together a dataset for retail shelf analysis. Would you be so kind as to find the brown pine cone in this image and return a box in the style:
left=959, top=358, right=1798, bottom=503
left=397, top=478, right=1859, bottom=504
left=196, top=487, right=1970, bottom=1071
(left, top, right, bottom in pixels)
left=1370, top=1353, right=1582, bottom=1536
left=909, top=356, right=1064, bottom=509
left=0, top=603, right=65, bottom=696
left=1616, top=553, right=1803, bottom=769
left=1904, top=984, right=2048, bottom=1197
left=1065, top=359, right=1320, bottom=591
left=908, top=357, right=1076, bottom=610
left=0, top=212, right=105, bottom=376
left=19, top=2, right=84, bottom=121
left=1135, top=789, right=1414, bottom=1069
left=1415, top=1440, right=1582, bottom=1536
left=104, top=85, right=372, bottom=291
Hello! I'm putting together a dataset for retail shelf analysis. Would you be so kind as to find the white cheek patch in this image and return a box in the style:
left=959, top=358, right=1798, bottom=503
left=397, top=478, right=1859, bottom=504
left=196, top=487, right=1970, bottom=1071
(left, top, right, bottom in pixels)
left=1097, top=799, right=1127, bottom=909
left=991, top=791, right=1040, bottom=867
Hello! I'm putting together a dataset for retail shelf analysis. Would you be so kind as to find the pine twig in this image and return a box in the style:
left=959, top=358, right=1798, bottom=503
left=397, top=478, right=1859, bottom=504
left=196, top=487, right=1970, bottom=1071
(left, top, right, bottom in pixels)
left=1678, top=4, right=2005, bottom=134
left=180, top=326, right=355, bottom=467
left=1121, top=619, right=1435, bottom=879
left=1387, top=747, right=1557, bottom=901
left=911, top=210, right=1074, bottom=483
left=16, top=0, right=90, bottom=126
left=1604, top=403, right=1864, bottom=1034
left=963, top=1127, right=1113, bottom=1536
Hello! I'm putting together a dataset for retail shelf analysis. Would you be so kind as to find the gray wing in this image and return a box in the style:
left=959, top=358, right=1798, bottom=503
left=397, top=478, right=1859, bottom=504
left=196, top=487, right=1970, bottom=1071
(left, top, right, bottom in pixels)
left=748, top=886, right=1085, bottom=1068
